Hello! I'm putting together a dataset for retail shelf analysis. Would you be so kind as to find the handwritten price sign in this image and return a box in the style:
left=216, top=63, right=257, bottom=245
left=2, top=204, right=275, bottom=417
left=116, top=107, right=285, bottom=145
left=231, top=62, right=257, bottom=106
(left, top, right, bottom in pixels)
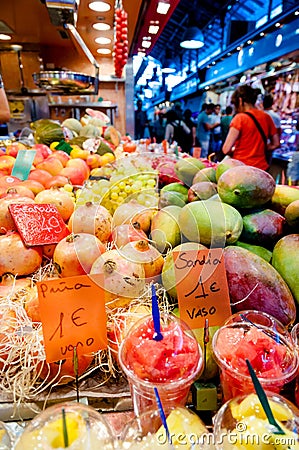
left=37, top=274, right=107, bottom=363
left=173, top=249, right=231, bottom=329
left=9, top=203, right=70, bottom=246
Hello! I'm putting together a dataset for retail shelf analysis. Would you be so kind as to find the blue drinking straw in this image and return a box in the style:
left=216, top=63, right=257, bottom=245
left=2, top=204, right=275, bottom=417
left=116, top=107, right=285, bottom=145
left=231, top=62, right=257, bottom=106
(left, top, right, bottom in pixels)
left=154, top=387, right=172, bottom=445
left=151, top=284, right=163, bottom=341
left=240, top=314, right=280, bottom=343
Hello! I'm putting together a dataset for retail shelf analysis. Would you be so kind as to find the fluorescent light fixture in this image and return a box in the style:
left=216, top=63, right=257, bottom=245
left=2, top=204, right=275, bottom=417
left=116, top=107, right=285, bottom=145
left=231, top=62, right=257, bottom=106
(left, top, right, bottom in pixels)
left=180, top=27, right=204, bottom=49
left=149, top=25, right=159, bottom=34
left=93, top=22, right=111, bottom=31
left=138, top=51, right=146, bottom=57
left=88, top=2, right=110, bottom=12
left=0, top=34, right=12, bottom=41
left=95, top=37, right=111, bottom=44
left=97, top=48, right=111, bottom=54
left=157, top=1, right=170, bottom=15
left=142, top=41, right=151, bottom=48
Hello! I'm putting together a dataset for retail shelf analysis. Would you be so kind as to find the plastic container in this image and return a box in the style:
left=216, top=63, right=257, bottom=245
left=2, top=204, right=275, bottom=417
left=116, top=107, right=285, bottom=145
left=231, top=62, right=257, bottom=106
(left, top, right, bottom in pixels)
left=116, top=406, right=212, bottom=449
left=213, top=391, right=299, bottom=449
left=14, top=402, right=114, bottom=449
left=118, top=313, right=203, bottom=416
left=212, top=322, right=298, bottom=402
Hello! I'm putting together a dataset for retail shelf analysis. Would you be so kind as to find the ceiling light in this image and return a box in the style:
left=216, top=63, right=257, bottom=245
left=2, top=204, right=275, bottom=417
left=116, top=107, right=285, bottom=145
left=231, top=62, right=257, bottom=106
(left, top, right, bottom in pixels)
left=97, top=48, right=111, bottom=54
left=157, top=1, right=171, bottom=15
left=149, top=25, right=159, bottom=34
left=259, top=32, right=265, bottom=36
left=93, top=22, right=111, bottom=31
left=10, top=44, right=22, bottom=51
left=247, top=40, right=252, bottom=44
left=142, top=41, right=151, bottom=48
left=138, top=51, right=146, bottom=57
left=95, top=37, right=111, bottom=44
left=88, top=2, right=110, bottom=12
left=295, top=11, right=299, bottom=15
left=0, top=34, right=12, bottom=41
left=180, top=27, right=204, bottom=49
left=275, top=22, right=281, bottom=27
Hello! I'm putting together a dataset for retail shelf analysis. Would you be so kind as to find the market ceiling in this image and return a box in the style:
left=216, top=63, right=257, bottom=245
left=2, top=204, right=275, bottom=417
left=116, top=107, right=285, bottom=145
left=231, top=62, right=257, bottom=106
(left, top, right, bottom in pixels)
left=0, top=0, right=298, bottom=80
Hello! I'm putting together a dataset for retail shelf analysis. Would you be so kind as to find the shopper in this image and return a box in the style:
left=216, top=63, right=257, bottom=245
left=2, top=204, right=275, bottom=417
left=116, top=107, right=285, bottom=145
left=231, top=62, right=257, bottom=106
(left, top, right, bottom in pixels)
left=220, top=105, right=233, bottom=143
left=263, top=94, right=282, bottom=139
left=152, top=113, right=166, bottom=144
left=222, top=85, right=279, bottom=170
left=0, top=74, right=11, bottom=126
left=134, top=99, right=149, bottom=140
left=210, top=104, right=222, bottom=153
left=165, top=109, right=190, bottom=153
left=183, top=109, right=197, bottom=154
left=196, top=103, right=220, bottom=158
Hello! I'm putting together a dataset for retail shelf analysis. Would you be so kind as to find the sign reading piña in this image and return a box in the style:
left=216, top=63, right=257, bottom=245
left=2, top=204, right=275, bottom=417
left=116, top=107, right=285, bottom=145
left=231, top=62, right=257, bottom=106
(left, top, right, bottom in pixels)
left=37, top=274, right=107, bottom=363
left=173, top=249, right=231, bottom=329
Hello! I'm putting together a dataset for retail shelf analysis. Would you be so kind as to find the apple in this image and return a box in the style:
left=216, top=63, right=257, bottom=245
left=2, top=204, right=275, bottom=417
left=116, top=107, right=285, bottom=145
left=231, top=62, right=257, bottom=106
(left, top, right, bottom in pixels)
left=60, top=166, right=87, bottom=186
left=31, top=144, right=52, bottom=159
left=86, top=153, right=101, bottom=169
left=36, top=156, right=64, bottom=176
left=28, top=168, right=53, bottom=187
left=45, top=175, right=69, bottom=189
left=21, top=179, right=45, bottom=195
left=0, top=155, right=16, bottom=175
left=51, top=150, right=70, bottom=167
left=66, top=158, right=90, bottom=179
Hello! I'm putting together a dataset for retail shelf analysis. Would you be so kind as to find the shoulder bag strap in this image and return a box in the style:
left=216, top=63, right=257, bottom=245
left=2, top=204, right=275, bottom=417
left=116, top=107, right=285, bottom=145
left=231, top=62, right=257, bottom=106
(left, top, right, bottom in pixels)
left=243, top=111, right=268, bottom=150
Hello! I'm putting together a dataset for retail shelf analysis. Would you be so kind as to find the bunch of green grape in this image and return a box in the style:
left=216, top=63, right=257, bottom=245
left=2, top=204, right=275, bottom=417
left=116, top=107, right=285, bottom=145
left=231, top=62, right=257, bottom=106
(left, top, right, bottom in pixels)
left=75, top=171, right=159, bottom=213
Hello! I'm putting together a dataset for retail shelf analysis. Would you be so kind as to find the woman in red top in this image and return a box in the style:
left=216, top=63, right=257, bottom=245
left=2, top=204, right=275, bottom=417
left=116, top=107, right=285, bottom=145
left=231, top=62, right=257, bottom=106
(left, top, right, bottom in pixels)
left=222, top=85, right=279, bottom=170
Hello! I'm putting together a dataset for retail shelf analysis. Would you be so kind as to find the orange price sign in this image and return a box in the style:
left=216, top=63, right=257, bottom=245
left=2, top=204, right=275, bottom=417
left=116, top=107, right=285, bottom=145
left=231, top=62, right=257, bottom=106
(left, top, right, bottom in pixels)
left=173, top=248, right=231, bottom=329
left=37, top=274, right=107, bottom=363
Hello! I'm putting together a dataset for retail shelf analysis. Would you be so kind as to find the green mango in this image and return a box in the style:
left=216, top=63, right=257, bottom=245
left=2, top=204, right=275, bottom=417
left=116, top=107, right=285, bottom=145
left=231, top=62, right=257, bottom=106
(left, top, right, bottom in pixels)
left=174, top=157, right=205, bottom=187
left=272, top=234, right=299, bottom=305
left=178, top=200, right=243, bottom=247
left=215, top=156, right=245, bottom=182
left=235, top=241, right=272, bottom=263
left=158, top=190, right=187, bottom=208
left=160, top=182, right=188, bottom=196
left=217, top=166, right=276, bottom=209
left=150, top=205, right=181, bottom=253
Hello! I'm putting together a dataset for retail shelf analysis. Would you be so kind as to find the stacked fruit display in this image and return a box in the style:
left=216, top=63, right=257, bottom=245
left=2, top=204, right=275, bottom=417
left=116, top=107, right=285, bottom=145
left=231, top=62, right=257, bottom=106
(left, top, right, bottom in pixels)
left=0, top=111, right=299, bottom=418
left=113, top=2, right=128, bottom=78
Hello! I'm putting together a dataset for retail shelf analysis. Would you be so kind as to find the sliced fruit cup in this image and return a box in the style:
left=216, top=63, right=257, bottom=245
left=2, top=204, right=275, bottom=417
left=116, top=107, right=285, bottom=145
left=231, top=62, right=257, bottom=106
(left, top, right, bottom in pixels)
left=212, top=322, right=299, bottom=403
left=118, top=313, right=203, bottom=416
left=116, top=406, right=211, bottom=450
left=13, top=401, right=115, bottom=450
left=213, top=392, right=299, bottom=449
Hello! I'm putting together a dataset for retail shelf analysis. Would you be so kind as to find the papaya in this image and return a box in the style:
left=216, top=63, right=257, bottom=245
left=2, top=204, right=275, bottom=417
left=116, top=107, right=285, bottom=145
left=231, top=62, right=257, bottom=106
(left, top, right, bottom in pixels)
left=272, top=234, right=299, bottom=305
left=215, top=156, right=245, bottom=182
left=188, top=181, right=217, bottom=202
left=240, top=209, right=286, bottom=249
left=193, top=167, right=216, bottom=184
left=178, top=200, right=243, bottom=247
left=150, top=205, right=181, bottom=253
left=161, top=242, right=207, bottom=299
left=285, top=200, right=299, bottom=228
left=223, top=246, right=296, bottom=326
left=217, top=166, right=275, bottom=209
left=235, top=241, right=272, bottom=262
left=271, top=185, right=299, bottom=214
left=174, top=157, right=205, bottom=187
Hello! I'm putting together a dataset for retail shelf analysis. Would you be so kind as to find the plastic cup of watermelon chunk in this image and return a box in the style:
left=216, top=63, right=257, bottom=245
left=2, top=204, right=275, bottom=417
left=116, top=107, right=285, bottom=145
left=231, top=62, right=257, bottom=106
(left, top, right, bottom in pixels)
left=118, top=313, right=203, bottom=416
left=212, top=322, right=299, bottom=403
left=291, top=323, right=299, bottom=408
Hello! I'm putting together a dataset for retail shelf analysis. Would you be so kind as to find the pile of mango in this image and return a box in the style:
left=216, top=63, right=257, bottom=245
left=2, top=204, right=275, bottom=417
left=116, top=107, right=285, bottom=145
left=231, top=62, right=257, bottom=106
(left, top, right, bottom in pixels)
left=155, top=156, right=299, bottom=328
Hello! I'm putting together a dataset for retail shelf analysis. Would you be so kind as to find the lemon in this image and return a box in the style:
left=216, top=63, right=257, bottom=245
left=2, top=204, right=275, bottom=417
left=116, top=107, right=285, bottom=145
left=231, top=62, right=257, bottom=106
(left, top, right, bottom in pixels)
left=233, top=394, right=293, bottom=422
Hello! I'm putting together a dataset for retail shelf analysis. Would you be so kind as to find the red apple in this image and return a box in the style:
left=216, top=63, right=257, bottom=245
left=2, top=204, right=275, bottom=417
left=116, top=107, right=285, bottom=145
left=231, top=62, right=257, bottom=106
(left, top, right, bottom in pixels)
left=31, top=144, right=52, bottom=159
left=45, top=175, right=69, bottom=189
left=36, top=156, right=64, bottom=176
left=51, top=150, right=70, bottom=167
left=21, top=179, right=45, bottom=195
left=0, top=155, right=16, bottom=175
left=60, top=166, right=87, bottom=186
left=28, top=168, right=53, bottom=187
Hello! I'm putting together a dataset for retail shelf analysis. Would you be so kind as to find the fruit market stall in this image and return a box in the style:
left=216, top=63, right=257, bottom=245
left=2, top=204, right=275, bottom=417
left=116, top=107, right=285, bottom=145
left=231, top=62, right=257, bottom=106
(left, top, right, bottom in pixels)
left=0, top=111, right=299, bottom=447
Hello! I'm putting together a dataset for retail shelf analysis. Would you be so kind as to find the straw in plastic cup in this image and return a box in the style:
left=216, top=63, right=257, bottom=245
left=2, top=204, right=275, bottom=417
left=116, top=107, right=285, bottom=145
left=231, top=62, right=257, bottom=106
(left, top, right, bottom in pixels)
left=14, top=401, right=114, bottom=449
left=118, top=313, right=203, bottom=416
left=117, top=406, right=211, bottom=449
left=212, top=322, right=298, bottom=403
left=213, top=392, right=299, bottom=449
